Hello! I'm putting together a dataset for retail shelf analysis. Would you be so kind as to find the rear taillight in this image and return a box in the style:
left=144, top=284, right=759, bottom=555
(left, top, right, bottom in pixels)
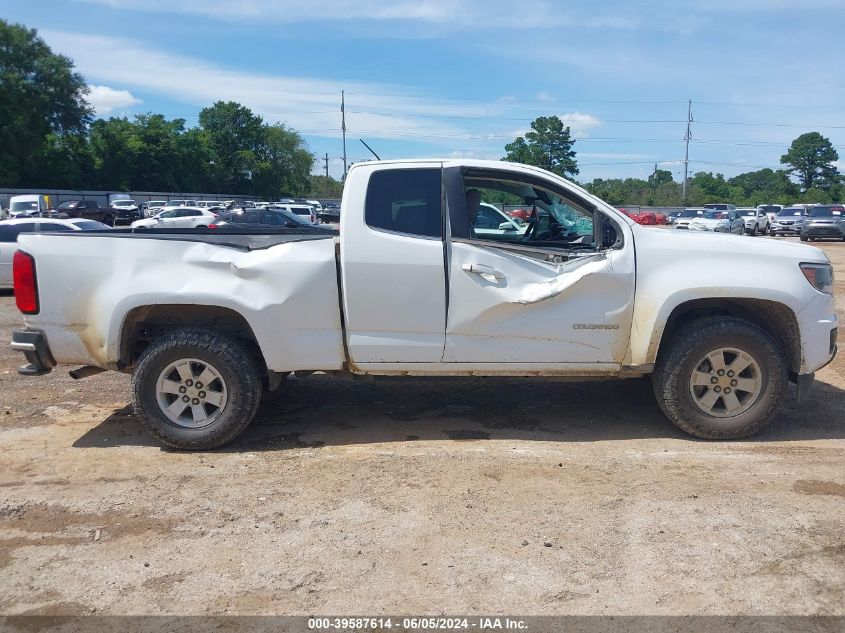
left=207, top=223, right=219, bottom=229
left=13, top=251, right=39, bottom=314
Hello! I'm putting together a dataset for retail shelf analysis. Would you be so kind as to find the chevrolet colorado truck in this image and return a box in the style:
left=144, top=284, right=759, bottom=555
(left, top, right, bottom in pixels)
left=10, top=160, right=838, bottom=449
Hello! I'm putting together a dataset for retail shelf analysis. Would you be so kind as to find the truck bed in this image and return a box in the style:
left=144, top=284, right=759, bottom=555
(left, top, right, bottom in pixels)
left=17, top=230, right=346, bottom=372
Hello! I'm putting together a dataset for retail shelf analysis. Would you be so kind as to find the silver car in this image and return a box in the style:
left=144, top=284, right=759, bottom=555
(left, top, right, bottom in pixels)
left=672, top=208, right=707, bottom=229
left=0, top=218, right=111, bottom=288
left=770, top=207, right=807, bottom=237
left=800, top=205, right=845, bottom=242
left=687, top=210, right=745, bottom=234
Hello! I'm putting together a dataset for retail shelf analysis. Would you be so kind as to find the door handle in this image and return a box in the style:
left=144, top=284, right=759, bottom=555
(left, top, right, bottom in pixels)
left=462, top=263, right=505, bottom=280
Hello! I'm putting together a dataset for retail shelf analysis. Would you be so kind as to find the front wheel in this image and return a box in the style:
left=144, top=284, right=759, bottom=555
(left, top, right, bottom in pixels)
left=652, top=317, right=787, bottom=439
left=102, top=215, right=114, bottom=227
left=132, top=328, right=263, bottom=449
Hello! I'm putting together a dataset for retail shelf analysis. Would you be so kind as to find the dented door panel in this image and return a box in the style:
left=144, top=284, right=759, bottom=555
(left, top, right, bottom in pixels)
left=442, top=240, right=635, bottom=364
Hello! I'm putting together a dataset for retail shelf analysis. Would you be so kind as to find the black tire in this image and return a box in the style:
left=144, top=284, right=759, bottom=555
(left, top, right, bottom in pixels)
left=652, top=316, right=787, bottom=439
left=800, top=235, right=808, bottom=241
left=102, top=215, right=114, bottom=226
left=750, top=225, right=757, bottom=236
left=132, top=328, right=263, bottom=450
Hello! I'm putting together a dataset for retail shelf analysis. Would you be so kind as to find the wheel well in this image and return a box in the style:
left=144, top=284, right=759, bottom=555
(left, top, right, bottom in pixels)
left=658, top=299, right=801, bottom=374
left=119, top=305, right=265, bottom=370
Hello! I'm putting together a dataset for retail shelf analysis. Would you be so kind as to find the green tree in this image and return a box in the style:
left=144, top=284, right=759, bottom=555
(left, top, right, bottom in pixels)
left=503, top=116, right=578, bottom=178
left=309, top=175, right=344, bottom=198
left=648, top=169, right=673, bottom=187
left=251, top=124, right=313, bottom=198
left=0, top=20, right=93, bottom=186
left=780, top=132, right=839, bottom=190
left=89, top=117, right=136, bottom=190
left=198, top=101, right=265, bottom=193
left=727, top=168, right=799, bottom=206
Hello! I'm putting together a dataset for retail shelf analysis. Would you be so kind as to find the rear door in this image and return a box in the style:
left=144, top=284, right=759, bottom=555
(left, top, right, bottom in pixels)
left=442, top=165, right=635, bottom=366
left=340, top=163, right=447, bottom=363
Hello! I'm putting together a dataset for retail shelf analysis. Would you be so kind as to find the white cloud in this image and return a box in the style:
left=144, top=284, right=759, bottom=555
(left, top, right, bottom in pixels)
left=42, top=29, right=489, bottom=142
left=86, top=84, right=142, bottom=114
left=559, top=112, right=601, bottom=137
left=75, top=0, right=674, bottom=31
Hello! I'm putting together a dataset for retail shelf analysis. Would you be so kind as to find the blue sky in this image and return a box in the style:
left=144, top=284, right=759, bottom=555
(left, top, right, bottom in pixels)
left=3, top=0, right=845, bottom=181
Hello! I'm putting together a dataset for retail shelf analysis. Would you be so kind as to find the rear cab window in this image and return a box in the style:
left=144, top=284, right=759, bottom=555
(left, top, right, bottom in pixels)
left=365, top=168, right=442, bottom=238
left=0, top=223, right=38, bottom=242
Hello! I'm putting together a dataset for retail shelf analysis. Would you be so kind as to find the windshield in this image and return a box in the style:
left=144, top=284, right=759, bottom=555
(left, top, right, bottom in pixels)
left=738, top=210, right=757, bottom=217
left=703, top=211, right=729, bottom=219
left=70, top=220, right=110, bottom=230
left=10, top=201, right=38, bottom=211
left=680, top=209, right=704, bottom=217
left=113, top=200, right=135, bottom=206
left=809, top=206, right=843, bottom=217
left=56, top=201, right=78, bottom=209
left=778, top=208, right=805, bottom=217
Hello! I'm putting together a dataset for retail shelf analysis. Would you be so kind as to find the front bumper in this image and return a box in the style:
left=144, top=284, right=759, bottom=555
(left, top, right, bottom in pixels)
left=11, top=330, right=56, bottom=376
left=114, top=214, right=141, bottom=226
left=771, top=224, right=801, bottom=235
left=801, top=225, right=844, bottom=239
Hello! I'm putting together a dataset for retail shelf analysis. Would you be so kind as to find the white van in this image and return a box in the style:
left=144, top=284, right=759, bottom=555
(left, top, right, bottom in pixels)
left=9, top=195, right=50, bottom=218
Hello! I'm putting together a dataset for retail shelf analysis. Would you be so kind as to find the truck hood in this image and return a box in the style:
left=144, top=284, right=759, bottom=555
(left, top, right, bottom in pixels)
left=636, top=225, right=828, bottom=261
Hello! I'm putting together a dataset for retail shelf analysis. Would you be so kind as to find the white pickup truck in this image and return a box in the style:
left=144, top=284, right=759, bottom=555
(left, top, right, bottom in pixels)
left=10, top=160, right=838, bottom=449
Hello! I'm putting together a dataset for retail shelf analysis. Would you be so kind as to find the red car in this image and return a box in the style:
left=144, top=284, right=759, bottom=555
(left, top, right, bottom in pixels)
left=506, top=208, right=534, bottom=222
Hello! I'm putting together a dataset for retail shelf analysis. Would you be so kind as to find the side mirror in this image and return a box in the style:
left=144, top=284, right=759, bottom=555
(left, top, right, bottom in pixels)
left=498, top=221, right=516, bottom=231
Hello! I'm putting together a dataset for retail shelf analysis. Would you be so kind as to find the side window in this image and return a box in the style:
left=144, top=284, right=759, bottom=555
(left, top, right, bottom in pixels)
left=462, top=175, right=598, bottom=249
left=0, top=223, right=37, bottom=242
left=365, top=168, right=442, bottom=238
left=39, top=223, right=73, bottom=232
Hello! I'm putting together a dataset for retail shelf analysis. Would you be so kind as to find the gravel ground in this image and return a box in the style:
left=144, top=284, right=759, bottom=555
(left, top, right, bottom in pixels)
left=0, top=237, right=843, bottom=616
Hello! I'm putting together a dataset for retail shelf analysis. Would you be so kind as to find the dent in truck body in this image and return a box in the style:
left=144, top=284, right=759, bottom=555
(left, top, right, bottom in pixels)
left=17, top=233, right=346, bottom=372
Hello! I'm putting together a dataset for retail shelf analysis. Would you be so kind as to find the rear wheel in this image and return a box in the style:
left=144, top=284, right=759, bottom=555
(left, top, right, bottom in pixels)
left=132, top=328, right=262, bottom=449
left=652, top=317, right=787, bottom=439
left=102, top=214, right=114, bottom=226
left=800, top=235, right=808, bottom=241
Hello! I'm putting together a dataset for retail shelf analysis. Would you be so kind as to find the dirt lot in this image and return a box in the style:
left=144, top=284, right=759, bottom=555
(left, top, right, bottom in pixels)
left=0, top=237, right=843, bottom=616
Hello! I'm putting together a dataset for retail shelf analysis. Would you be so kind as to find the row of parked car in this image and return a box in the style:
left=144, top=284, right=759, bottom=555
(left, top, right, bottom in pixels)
left=669, top=203, right=845, bottom=240
left=1, top=194, right=342, bottom=226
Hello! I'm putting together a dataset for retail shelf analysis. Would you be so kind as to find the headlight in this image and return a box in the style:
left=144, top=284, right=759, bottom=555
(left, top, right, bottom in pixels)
left=800, top=263, right=834, bottom=294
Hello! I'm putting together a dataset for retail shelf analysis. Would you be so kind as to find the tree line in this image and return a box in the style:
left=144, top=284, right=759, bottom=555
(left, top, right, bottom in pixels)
left=503, top=116, right=843, bottom=207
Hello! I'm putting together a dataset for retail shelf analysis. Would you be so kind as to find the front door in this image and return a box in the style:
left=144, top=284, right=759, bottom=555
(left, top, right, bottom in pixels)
left=442, top=166, right=635, bottom=366
left=340, top=163, right=447, bottom=363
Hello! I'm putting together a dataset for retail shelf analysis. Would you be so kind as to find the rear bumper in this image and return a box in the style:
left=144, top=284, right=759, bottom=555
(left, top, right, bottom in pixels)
left=11, top=330, right=56, bottom=376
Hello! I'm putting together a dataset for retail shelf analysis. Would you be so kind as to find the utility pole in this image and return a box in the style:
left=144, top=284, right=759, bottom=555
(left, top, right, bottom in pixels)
left=324, top=153, right=329, bottom=178
left=651, top=163, right=658, bottom=198
left=682, top=99, right=692, bottom=202
left=341, top=90, right=348, bottom=181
